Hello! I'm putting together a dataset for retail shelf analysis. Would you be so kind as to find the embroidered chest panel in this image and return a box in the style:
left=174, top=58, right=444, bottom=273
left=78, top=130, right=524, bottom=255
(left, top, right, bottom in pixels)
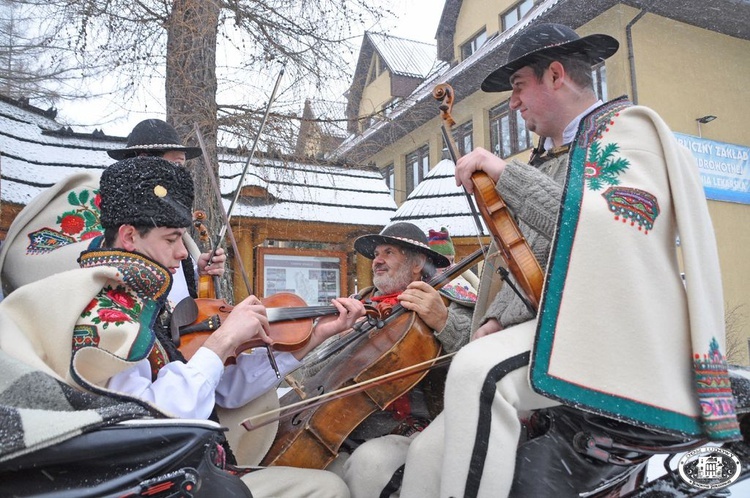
left=577, top=99, right=660, bottom=234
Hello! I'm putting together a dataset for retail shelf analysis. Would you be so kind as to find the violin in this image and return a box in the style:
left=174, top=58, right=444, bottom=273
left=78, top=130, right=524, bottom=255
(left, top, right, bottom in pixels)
left=433, top=83, right=544, bottom=311
left=173, top=292, right=380, bottom=362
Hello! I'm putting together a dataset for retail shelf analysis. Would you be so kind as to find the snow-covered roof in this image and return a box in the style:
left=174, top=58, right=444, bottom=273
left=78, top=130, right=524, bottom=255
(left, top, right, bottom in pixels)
left=0, top=96, right=396, bottom=227
left=218, top=154, right=396, bottom=225
left=389, top=159, right=488, bottom=237
left=0, top=97, right=123, bottom=205
left=367, top=32, right=439, bottom=79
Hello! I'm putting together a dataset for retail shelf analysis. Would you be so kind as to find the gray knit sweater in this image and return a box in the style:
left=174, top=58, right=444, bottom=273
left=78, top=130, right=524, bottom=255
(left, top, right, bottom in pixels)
left=471, top=151, right=569, bottom=331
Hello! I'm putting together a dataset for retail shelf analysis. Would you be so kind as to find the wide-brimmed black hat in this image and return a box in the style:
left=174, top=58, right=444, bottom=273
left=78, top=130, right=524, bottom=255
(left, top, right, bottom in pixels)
left=482, top=23, right=619, bottom=92
left=107, top=119, right=202, bottom=160
left=99, top=157, right=194, bottom=229
left=354, top=222, right=450, bottom=268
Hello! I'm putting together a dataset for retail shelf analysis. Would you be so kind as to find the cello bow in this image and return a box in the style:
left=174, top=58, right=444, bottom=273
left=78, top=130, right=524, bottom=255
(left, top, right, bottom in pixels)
left=432, top=83, right=544, bottom=312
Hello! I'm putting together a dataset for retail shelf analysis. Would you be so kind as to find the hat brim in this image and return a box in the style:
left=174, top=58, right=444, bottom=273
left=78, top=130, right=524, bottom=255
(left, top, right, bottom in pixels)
left=354, top=234, right=451, bottom=268
left=481, top=34, right=619, bottom=92
left=107, top=145, right=202, bottom=161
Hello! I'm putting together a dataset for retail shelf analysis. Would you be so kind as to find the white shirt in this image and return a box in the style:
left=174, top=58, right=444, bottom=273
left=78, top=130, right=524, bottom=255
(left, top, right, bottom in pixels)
left=107, top=347, right=301, bottom=419
left=544, top=100, right=604, bottom=150
left=168, top=260, right=193, bottom=305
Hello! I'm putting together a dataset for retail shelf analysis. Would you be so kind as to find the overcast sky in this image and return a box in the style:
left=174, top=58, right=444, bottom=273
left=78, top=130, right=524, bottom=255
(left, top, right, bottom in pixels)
left=54, top=0, right=443, bottom=138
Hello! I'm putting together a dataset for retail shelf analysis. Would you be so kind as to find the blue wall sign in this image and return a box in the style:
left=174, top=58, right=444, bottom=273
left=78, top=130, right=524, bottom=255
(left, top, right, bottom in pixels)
left=674, top=133, right=750, bottom=205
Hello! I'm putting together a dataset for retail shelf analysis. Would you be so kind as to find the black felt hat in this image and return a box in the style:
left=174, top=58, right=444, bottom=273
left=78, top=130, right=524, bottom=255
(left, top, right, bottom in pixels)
left=354, top=222, right=450, bottom=268
left=481, top=23, right=619, bottom=92
left=107, top=119, right=202, bottom=160
left=99, top=157, right=194, bottom=229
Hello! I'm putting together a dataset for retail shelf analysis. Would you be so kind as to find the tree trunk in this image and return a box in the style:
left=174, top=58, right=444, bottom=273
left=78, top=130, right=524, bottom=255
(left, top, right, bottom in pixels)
left=165, top=0, right=233, bottom=300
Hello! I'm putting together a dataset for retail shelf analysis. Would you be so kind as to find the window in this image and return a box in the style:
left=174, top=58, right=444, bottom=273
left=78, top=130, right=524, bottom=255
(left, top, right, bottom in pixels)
left=382, top=163, right=395, bottom=199
left=405, top=145, right=430, bottom=196
left=450, top=120, right=473, bottom=156
left=489, top=102, right=532, bottom=158
left=460, top=29, right=487, bottom=60
left=365, top=53, right=383, bottom=86
left=501, top=0, right=535, bottom=31
left=592, top=62, right=608, bottom=101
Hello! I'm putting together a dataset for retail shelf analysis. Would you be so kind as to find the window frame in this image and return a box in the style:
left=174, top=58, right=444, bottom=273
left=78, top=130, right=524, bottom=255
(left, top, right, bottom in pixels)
left=405, top=144, right=430, bottom=196
left=382, top=163, right=395, bottom=199
left=488, top=101, right=532, bottom=158
left=592, top=61, right=608, bottom=101
left=450, top=120, right=474, bottom=156
left=460, top=29, right=487, bottom=61
left=501, top=0, right=536, bottom=32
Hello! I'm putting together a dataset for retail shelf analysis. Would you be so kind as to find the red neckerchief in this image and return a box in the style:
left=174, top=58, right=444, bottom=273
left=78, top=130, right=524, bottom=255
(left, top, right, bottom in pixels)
left=369, top=292, right=400, bottom=306
left=369, top=292, right=400, bottom=316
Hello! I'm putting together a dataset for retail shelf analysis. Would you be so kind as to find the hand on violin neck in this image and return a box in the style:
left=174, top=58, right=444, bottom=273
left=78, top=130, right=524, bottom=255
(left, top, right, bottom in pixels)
left=202, top=295, right=271, bottom=364
left=397, top=281, right=449, bottom=332
left=291, top=297, right=366, bottom=361
left=198, top=247, right=226, bottom=277
left=455, top=146, right=507, bottom=193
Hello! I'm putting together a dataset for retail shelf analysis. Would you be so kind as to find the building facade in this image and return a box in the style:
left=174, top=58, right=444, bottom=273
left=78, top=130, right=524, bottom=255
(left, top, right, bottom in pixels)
left=335, top=0, right=750, bottom=362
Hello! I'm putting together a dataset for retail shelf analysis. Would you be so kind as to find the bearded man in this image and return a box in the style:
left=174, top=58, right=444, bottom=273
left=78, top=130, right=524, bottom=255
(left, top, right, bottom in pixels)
left=324, top=222, right=475, bottom=497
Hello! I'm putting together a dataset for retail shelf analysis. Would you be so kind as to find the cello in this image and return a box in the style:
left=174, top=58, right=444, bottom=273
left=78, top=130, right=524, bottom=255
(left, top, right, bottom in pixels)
left=259, top=248, right=485, bottom=469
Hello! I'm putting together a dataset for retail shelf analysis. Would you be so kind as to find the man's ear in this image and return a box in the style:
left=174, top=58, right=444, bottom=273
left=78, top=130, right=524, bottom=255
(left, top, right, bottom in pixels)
left=412, top=253, right=427, bottom=278
left=118, top=225, right=139, bottom=251
left=548, top=61, right=566, bottom=89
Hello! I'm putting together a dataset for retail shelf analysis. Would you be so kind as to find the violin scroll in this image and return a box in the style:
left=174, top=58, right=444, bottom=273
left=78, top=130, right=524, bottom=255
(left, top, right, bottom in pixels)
left=432, top=83, right=457, bottom=127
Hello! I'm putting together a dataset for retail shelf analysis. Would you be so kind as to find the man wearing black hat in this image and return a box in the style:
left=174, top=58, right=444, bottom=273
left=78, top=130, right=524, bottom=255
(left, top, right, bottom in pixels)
left=0, top=156, right=362, bottom=496
left=397, top=23, right=739, bottom=498
left=0, top=119, right=225, bottom=309
left=107, top=119, right=223, bottom=305
left=321, top=222, right=474, bottom=497
left=106, top=118, right=202, bottom=164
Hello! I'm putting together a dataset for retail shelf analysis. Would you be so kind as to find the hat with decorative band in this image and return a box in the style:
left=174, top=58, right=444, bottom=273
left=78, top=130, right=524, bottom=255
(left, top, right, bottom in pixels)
left=354, top=222, right=450, bottom=268
left=107, top=119, right=202, bottom=160
left=482, top=23, right=619, bottom=92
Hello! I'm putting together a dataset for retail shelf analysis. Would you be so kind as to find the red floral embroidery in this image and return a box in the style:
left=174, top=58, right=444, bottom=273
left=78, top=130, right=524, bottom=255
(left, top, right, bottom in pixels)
left=81, top=230, right=102, bottom=240
left=60, top=214, right=85, bottom=235
left=107, top=288, right=135, bottom=309
left=98, top=308, right=130, bottom=323
left=94, top=193, right=102, bottom=208
left=83, top=298, right=97, bottom=314
left=584, top=162, right=601, bottom=178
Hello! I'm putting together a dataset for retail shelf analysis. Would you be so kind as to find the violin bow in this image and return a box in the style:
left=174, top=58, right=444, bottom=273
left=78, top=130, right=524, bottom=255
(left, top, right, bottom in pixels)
left=193, top=123, right=253, bottom=296
left=206, top=64, right=285, bottom=265
left=242, top=352, right=457, bottom=431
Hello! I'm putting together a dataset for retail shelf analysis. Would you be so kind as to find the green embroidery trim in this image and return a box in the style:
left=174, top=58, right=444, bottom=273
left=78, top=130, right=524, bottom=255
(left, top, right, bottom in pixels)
left=72, top=324, right=99, bottom=351
left=583, top=141, right=629, bottom=192
left=531, top=143, right=702, bottom=435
